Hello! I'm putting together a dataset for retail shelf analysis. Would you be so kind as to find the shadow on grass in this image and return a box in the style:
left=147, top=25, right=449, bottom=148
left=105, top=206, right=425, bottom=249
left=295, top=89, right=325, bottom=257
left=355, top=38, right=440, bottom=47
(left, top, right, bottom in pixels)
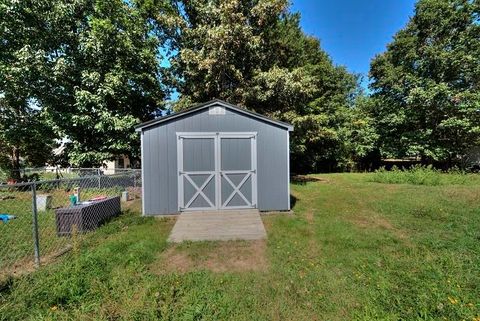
left=291, top=175, right=326, bottom=185
left=290, top=194, right=298, bottom=208
left=0, top=275, right=14, bottom=295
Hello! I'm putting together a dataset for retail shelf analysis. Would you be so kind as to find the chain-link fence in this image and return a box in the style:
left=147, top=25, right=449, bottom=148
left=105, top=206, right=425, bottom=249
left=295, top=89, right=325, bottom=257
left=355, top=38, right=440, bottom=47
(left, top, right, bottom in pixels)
left=2, top=167, right=141, bottom=182
left=0, top=170, right=142, bottom=280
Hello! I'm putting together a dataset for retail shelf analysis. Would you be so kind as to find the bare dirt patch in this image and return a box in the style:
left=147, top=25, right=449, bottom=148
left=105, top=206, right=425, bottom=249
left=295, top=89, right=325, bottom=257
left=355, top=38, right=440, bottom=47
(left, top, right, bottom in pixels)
left=0, top=244, right=72, bottom=283
left=151, top=240, right=268, bottom=274
left=304, top=209, right=315, bottom=224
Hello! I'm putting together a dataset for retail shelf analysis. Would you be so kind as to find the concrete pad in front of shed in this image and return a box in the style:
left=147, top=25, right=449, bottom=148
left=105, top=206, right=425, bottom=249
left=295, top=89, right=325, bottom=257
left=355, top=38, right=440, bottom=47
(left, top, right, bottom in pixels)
left=168, top=209, right=267, bottom=242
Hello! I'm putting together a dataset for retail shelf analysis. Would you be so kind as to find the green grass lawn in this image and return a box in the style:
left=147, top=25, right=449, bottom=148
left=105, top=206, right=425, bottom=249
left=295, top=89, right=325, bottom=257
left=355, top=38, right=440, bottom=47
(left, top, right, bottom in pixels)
left=1, top=173, right=479, bottom=320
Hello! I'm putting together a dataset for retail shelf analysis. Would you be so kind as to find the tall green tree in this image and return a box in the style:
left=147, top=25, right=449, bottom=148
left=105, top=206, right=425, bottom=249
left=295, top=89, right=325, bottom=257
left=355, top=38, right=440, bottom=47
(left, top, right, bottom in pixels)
left=0, top=1, right=58, bottom=177
left=0, top=100, right=56, bottom=179
left=159, top=0, right=372, bottom=172
left=0, top=0, right=167, bottom=167
left=160, top=0, right=289, bottom=107
left=1, top=0, right=376, bottom=173
left=369, top=0, right=480, bottom=165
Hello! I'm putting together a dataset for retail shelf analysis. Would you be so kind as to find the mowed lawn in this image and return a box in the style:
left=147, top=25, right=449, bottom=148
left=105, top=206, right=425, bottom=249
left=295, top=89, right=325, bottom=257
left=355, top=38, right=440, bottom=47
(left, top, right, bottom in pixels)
left=0, top=174, right=479, bottom=320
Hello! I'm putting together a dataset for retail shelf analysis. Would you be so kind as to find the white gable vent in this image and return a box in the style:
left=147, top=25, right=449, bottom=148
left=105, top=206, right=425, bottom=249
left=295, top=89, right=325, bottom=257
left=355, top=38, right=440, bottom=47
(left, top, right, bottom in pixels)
left=209, top=106, right=226, bottom=115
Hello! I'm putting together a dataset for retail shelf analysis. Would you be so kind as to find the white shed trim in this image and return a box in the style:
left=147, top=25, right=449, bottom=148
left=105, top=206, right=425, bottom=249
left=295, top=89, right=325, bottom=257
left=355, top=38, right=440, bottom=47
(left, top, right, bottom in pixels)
left=287, top=131, right=291, bottom=210
left=135, top=99, right=293, bottom=132
left=176, top=132, right=258, bottom=211
left=140, top=131, right=146, bottom=216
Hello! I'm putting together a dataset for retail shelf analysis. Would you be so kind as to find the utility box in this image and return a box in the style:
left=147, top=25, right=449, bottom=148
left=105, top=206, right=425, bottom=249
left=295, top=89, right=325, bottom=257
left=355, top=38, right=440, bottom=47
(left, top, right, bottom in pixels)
left=55, top=196, right=121, bottom=236
left=121, top=191, right=129, bottom=202
left=36, top=194, right=52, bottom=212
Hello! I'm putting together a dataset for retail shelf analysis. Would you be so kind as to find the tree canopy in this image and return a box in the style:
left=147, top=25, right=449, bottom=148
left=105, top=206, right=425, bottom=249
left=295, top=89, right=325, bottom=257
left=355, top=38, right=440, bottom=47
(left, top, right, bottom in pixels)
left=2, top=0, right=477, bottom=174
left=157, top=0, right=373, bottom=172
left=0, top=0, right=376, bottom=173
left=369, top=0, right=480, bottom=165
left=0, top=0, right=166, bottom=168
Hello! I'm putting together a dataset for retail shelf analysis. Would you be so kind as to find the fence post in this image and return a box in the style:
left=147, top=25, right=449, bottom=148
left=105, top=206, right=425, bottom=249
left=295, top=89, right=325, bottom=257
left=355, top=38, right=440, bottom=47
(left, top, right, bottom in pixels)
left=98, top=174, right=102, bottom=189
left=31, top=182, right=41, bottom=268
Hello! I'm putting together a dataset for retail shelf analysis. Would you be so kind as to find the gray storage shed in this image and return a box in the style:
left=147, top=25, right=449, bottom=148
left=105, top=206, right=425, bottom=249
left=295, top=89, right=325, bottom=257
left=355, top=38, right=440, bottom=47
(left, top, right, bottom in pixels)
left=135, top=99, right=293, bottom=215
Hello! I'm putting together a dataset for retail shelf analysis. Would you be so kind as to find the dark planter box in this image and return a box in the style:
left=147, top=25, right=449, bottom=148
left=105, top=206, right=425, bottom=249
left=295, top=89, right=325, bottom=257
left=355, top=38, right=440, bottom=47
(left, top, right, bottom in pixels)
left=55, top=196, right=121, bottom=236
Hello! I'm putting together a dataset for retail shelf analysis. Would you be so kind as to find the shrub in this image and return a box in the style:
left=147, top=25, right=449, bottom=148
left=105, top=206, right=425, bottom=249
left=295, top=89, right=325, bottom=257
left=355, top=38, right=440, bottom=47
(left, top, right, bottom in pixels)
left=370, top=165, right=478, bottom=186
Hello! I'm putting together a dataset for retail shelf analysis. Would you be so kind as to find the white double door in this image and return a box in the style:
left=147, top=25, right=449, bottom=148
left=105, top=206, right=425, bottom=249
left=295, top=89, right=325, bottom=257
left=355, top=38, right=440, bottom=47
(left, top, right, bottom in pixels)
left=177, top=132, right=257, bottom=211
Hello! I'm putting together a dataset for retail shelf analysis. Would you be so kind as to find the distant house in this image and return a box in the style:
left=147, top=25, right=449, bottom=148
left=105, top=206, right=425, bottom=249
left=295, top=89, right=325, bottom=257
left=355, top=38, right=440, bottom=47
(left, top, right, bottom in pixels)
left=103, top=155, right=131, bottom=175
left=52, top=142, right=132, bottom=174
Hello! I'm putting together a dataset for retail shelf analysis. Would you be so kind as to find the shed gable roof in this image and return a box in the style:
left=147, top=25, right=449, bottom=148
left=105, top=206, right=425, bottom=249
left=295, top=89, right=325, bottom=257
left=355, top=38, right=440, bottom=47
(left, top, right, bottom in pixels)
left=135, top=99, right=293, bottom=132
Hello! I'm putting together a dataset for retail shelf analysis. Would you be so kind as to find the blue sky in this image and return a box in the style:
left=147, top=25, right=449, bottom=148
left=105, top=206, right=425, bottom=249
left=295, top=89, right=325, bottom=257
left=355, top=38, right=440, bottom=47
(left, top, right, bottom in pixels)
left=291, top=0, right=417, bottom=88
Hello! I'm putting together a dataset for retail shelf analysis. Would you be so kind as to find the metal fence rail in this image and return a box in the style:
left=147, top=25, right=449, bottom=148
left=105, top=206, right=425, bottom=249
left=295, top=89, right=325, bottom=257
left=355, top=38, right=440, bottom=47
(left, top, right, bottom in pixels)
left=0, top=170, right=142, bottom=280
left=2, top=167, right=141, bottom=183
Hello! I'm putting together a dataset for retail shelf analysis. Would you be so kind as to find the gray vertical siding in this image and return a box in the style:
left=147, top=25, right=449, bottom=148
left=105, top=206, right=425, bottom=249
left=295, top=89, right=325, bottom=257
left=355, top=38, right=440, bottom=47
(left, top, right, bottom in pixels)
left=221, top=138, right=251, bottom=171
left=183, top=138, right=215, bottom=171
left=141, top=105, right=290, bottom=215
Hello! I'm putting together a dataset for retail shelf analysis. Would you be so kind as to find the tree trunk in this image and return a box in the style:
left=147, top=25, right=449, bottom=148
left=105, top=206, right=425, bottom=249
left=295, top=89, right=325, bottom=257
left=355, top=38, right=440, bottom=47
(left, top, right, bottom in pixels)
left=420, top=153, right=428, bottom=166
left=11, top=146, right=20, bottom=180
